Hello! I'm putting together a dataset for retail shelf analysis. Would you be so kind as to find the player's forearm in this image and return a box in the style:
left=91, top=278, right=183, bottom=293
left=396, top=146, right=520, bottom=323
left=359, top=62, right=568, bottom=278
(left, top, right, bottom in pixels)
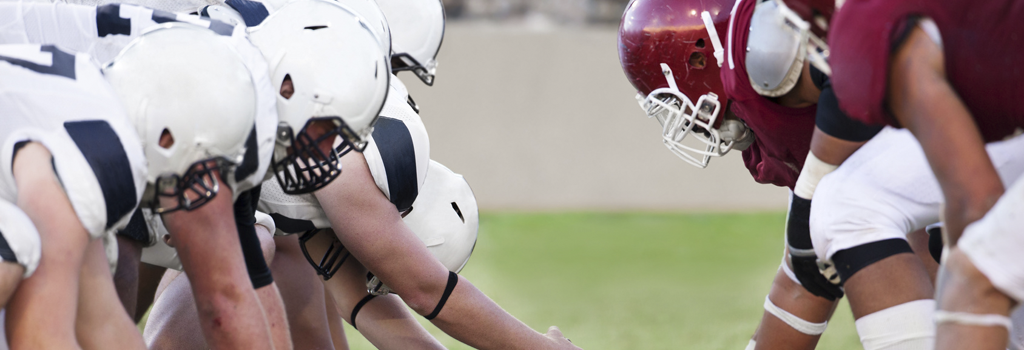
left=425, top=276, right=557, bottom=350
left=888, top=26, right=1003, bottom=244
left=164, top=194, right=275, bottom=350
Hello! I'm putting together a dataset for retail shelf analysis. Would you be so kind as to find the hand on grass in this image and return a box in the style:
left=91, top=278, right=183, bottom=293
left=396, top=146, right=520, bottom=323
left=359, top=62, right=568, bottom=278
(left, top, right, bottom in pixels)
left=544, top=326, right=582, bottom=349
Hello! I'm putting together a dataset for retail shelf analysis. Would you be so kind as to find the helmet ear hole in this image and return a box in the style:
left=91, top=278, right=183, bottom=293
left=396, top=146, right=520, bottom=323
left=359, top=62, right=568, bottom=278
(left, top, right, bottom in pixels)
left=688, top=51, right=707, bottom=69
left=159, top=128, right=175, bottom=149
left=695, top=38, right=705, bottom=48
left=451, top=202, right=464, bottom=223
left=280, top=74, right=294, bottom=100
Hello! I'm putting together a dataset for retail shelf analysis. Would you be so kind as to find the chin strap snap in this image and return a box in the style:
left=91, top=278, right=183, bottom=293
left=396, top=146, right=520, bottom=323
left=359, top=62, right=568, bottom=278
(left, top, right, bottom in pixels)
left=425, top=271, right=459, bottom=320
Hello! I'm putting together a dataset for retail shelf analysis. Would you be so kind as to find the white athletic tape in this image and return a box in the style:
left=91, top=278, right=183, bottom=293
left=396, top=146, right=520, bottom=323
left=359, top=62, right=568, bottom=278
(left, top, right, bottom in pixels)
left=763, top=295, right=829, bottom=335
left=856, top=300, right=935, bottom=350
left=794, top=152, right=838, bottom=199
left=935, top=310, right=1013, bottom=329
left=744, top=339, right=756, bottom=350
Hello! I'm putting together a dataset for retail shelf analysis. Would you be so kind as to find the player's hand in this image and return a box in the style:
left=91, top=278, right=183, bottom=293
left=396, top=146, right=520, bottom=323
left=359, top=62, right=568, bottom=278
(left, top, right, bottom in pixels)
left=786, top=195, right=844, bottom=301
left=544, top=326, right=582, bottom=349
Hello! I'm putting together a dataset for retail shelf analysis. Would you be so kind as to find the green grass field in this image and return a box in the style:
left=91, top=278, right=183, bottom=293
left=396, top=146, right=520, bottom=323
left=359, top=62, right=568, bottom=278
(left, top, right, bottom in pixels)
left=338, top=212, right=862, bottom=350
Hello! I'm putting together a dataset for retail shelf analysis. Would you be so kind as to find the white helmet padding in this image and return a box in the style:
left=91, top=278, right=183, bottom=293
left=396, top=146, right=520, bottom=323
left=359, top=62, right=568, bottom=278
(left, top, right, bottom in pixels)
left=104, top=23, right=257, bottom=213
left=375, top=0, right=444, bottom=85
left=248, top=0, right=390, bottom=194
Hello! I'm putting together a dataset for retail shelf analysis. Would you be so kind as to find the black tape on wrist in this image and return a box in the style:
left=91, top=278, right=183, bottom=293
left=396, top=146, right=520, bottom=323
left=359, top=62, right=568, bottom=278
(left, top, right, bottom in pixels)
left=350, top=294, right=377, bottom=330
left=425, top=271, right=458, bottom=320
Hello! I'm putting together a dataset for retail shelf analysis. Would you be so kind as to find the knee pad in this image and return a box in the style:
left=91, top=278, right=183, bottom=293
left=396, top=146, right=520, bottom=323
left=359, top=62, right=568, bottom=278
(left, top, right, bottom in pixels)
left=763, top=295, right=828, bottom=335
left=856, top=299, right=935, bottom=350
left=831, top=238, right=913, bottom=284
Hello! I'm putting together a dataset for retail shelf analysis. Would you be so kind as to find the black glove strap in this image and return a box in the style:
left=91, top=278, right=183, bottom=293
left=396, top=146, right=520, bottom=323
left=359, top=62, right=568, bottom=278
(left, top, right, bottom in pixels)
left=350, top=294, right=377, bottom=330
left=425, top=271, right=458, bottom=320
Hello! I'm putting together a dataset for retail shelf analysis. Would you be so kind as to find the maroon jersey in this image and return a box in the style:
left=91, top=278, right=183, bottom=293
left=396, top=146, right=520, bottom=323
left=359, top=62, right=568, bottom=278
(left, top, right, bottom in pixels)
left=830, top=0, right=1024, bottom=142
left=720, top=0, right=817, bottom=189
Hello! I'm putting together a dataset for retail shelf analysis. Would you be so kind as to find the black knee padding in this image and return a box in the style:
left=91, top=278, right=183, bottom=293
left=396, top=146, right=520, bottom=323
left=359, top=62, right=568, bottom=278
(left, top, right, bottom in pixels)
left=235, top=188, right=274, bottom=289
left=425, top=271, right=458, bottom=320
left=831, top=238, right=913, bottom=283
left=350, top=294, right=377, bottom=330
left=927, top=225, right=943, bottom=263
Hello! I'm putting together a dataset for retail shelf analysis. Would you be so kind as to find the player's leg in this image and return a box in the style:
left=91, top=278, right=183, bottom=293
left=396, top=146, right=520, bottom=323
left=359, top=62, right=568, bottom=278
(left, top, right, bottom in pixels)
left=162, top=183, right=274, bottom=350
left=144, top=269, right=209, bottom=349
left=75, top=237, right=146, bottom=349
left=271, top=234, right=336, bottom=349
left=304, top=229, right=443, bottom=349
left=906, top=229, right=938, bottom=284
left=936, top=175, right=1024, bottom=350
left=114, top=235, right=144, bottom=317
left=324, top=289, right=350, bottom=350
left=112, top=208, right=150, bottom=319
left=750, top=261, right=836, bottom=350
left=238, top=196, right=292, bottom=350
left=5, top=142, right=90, bottom=348
left=809, top=128, right=953, bottom=349
left=135, top=262, right=167, bottom=322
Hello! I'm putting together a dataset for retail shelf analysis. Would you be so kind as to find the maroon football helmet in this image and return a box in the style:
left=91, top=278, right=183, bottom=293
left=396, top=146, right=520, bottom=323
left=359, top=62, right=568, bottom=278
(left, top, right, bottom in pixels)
left=618, top=0, right=746, bottom=168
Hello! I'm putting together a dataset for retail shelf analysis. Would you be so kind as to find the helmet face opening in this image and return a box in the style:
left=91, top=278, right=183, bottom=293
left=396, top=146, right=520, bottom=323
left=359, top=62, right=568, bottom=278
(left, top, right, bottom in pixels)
left=151, top=158, right=234, bottom=214
left=272, top=117, right=355, bottom=194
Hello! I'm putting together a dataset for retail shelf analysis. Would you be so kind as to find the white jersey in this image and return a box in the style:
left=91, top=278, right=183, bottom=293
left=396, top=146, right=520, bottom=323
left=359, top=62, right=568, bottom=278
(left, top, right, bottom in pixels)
left=0, top=199, right=42, bottom=278
left=259, top=75, right=431, bottom=235
left=0, top=1, right=277, bottom=193
left=0, top=44, right=147, bottom=238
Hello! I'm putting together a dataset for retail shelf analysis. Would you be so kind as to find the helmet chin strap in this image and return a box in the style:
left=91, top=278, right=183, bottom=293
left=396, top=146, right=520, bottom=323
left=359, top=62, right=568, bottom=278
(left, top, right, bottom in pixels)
left=701, top=11, right=726, bottom=68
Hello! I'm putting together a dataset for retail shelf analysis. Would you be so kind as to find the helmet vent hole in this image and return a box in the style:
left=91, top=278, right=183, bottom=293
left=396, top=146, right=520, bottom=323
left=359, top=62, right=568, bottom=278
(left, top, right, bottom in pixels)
left=159, top=128, right=174, bottom=149
left=451, top=202, right=465, bottom=223
left=695, top=38, right=705, bottom=48
left=688, top=52, right=706, bottom=69
left=304, top=25, right=328, bottom=30
left=280, top=74, right=294, bottom=100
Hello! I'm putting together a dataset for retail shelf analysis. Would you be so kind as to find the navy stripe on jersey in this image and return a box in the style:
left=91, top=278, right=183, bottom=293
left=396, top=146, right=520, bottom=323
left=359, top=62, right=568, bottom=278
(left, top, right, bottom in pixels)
left=64, top=120, right=137, bottom=230
left=96, top=4, right=131, bottom=37
left=151, top=9, right=177, bottom=24
left=0, top=46, right=76, bottom=80
left=371, top=116, right=418, bottom=211
left=234, top=126, right=259, bottom=182
left=0, top=229, right=16, bottom=263
left=224, top=0, right=269, bottom=27
left=270, top=213, right=317, bottom=234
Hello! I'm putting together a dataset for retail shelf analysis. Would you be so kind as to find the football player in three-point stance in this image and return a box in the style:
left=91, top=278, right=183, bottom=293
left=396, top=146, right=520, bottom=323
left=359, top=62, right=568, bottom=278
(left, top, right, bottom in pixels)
left=824, top=0, right=1024, bottom=348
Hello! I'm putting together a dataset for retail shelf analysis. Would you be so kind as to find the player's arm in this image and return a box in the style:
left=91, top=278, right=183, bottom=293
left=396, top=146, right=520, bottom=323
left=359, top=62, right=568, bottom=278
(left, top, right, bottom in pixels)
left=887, top=23, right=1002, bottom=244
left=315, top=152, right=578, bottom=350
left=159, top=170, right=274, bottom=350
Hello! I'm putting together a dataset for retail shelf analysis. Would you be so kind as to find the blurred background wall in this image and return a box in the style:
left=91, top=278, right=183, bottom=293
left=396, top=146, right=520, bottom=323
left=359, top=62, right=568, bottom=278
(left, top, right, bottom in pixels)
left=403, top=0, right=789, bottom=211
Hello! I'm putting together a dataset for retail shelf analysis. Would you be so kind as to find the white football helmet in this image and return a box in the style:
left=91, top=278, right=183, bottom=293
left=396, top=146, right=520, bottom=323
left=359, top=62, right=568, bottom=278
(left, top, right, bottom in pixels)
left=375, top=0, right=444, bottom=85
left=248, top=0, right=390, bottom=194
left=104, top=23, right=257, bottom=213
left=367, top=160, right=478, bottom=295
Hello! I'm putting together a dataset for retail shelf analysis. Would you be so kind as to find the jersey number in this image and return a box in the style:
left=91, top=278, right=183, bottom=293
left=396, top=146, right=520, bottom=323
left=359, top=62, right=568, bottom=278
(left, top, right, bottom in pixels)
left=0, top=46, right=76, bottom=80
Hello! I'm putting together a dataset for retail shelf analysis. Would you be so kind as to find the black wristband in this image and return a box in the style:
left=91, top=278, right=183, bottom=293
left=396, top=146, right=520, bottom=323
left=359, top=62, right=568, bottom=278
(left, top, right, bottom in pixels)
left=425, top=271, right=458, bottom=320
left=350, top=294, right=377, bottom=330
